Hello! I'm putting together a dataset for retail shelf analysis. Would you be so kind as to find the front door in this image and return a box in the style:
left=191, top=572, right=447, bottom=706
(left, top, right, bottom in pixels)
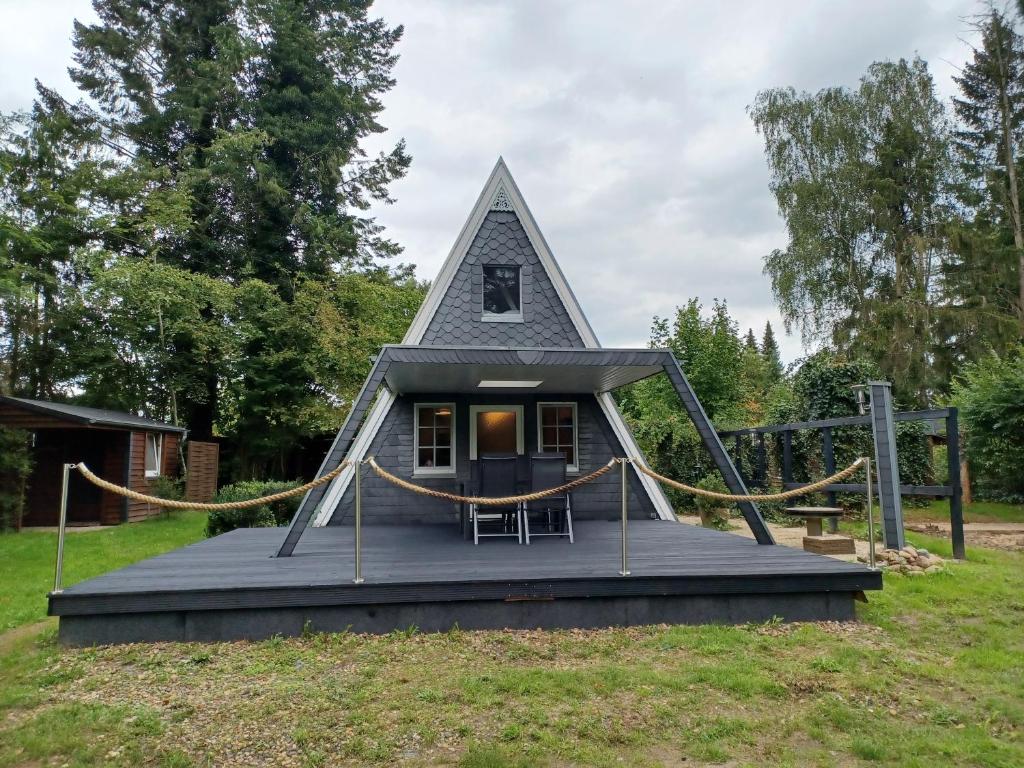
left=470, top=405, right=524, bottom=459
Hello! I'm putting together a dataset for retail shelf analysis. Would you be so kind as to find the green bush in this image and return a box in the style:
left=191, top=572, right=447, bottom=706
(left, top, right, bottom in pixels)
left=0, top=426, right=33, bottom=531
left=951, top=347, right=1024, bottom=502
left=150, top=475, right=184, bottom=501
left=694, top=474, right=732, bottom=530
left=205, top=479, right=302, bottom=537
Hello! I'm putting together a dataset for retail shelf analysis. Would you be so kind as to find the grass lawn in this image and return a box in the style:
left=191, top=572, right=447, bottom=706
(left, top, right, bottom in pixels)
left=905, top=500, right=1024, bottom=525
left=0, top=511, right=207, bottom=631
left=0, top=530, right=1021, bottom=767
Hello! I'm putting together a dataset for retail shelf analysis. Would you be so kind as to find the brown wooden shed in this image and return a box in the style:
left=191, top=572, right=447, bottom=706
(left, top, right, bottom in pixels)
left=0, top=397, right=187, bottom=526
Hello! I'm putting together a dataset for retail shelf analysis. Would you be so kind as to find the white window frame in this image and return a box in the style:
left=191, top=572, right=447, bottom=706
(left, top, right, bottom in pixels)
left=144, top=432, right=163, bottom=478
left=481, top=264, right=523, bottom=323
left=536, top=401, right=579, bottom=473
left=413, top=402, right=457, bottom=477
left=469, top=404, right=524, bottom=460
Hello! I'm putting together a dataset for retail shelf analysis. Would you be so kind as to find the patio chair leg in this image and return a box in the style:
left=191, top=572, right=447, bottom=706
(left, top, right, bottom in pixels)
left=518, top=503, right=524, bottom=544
left=523, top=503, right=530, bottom=545
left=566, top=498, right=574, bottom=544
left=472, top=504, right=479, bottom=545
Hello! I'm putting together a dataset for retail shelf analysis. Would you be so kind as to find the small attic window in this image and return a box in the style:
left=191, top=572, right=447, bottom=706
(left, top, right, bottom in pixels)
left=482, top=265, right=522, bottom=322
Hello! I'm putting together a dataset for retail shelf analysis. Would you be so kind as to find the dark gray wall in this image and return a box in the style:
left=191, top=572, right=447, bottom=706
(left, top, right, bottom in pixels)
left=329, top=393, right=655, bottom=525
left=419, top=210, right=585, bottom=347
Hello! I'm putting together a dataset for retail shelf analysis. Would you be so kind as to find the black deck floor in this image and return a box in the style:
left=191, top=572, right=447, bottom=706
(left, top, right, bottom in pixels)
left=50, top=521, right=881, bottom=619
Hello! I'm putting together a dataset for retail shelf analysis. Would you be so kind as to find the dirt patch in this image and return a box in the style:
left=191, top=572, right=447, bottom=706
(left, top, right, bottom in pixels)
left=0, top=619, right=54, bottom=655
left=906, top=522, right=1024, bottom=552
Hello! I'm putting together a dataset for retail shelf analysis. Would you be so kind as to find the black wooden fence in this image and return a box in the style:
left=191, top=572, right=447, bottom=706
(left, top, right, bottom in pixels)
left=718, top=408, right=966, bottom=559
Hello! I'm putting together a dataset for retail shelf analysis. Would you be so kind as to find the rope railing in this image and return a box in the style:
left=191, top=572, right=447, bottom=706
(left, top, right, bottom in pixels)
left=55, top=454, right=877, bottom=592
left=70, top=455, right=867, bottom=511
left=364, top=456, right=618, bottom=505
left=72, top=460, right=351, bottom=510
left=632, top=457, right=867, bottom=502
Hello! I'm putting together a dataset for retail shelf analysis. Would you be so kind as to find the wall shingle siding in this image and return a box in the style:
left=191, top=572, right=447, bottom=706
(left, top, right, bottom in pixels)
left=420, top=211, right=584, bottom=348
left=330, top=393, right=654, bottom=525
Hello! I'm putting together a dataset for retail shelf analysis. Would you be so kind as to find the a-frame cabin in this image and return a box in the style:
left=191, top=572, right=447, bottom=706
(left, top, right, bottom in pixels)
left=278, top=158, right=769, bottom=554
left=49, top=160, right=881, bottom=646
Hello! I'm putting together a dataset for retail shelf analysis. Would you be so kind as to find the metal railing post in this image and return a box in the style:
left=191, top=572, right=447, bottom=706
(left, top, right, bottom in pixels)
left=354, top=459, right=364, bottom=584
left=53, top=462, right=72, bottom=594
left=865, top=457, right=876, bottom=570
left=619, top=458, right=630, bottom=576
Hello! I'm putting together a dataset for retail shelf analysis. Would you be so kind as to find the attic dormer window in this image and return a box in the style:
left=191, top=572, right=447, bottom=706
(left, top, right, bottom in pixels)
left=482, top=265, right=522, bottom=322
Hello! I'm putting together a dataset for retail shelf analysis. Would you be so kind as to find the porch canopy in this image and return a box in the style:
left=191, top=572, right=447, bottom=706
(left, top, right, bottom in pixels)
left=379, top=345, right=668, bottom=394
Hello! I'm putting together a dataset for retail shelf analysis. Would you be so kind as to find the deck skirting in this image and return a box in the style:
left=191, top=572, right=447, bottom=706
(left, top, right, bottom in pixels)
left=58, top=591, right=857, bottom=646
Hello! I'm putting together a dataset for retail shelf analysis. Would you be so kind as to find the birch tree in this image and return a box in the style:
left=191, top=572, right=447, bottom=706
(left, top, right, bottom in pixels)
left=750, top=57, right=954, bottom=404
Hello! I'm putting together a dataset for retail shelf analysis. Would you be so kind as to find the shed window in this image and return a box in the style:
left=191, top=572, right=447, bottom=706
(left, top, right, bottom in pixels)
left=538, top=402, right=578, bottom=472
left=145, top=433, right=163, bottom=478
left=482, top=265, right=521, bottom=319
left=415, top=404, right=455, bottom=475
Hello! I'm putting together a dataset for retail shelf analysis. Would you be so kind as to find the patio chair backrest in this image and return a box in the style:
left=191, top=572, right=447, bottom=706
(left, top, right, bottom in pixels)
left=478, top=454, right=519, bottom=498
left=529, top=452, right=567, bottom=493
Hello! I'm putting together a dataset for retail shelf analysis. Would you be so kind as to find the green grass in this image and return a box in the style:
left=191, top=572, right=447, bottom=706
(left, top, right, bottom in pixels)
left=0, top=529, right=1021, bottom=767
left=907, top=499, right=1024, bottom=525
left=0, top=511, right=207, bottom=631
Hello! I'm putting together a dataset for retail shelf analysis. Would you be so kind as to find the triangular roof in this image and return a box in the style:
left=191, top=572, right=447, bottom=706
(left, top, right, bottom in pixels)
left=402, top=157, right=600, bottom=348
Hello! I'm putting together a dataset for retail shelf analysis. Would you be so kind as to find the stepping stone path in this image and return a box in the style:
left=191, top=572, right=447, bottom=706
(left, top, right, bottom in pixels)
left=859, top=544, right=945, bottom=575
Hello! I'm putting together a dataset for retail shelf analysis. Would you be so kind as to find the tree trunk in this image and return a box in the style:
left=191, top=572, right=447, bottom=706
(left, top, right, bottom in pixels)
left=993, top=21, right=1024, bottom=323
left=960, top=459, right=973, bottom=505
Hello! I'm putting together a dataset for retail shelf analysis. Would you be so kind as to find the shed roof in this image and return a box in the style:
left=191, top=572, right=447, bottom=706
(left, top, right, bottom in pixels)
left=0, top=396, right=187, bottom=433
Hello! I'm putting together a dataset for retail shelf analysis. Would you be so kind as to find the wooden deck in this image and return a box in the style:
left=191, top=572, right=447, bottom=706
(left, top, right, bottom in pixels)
left=50, top=520, right=882, bottom=645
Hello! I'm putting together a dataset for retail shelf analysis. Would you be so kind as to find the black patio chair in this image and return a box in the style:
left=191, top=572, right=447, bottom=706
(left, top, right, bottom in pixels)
left=471, top=454, right=523, bottom=545
left=523, top=453, right=573, bottom=544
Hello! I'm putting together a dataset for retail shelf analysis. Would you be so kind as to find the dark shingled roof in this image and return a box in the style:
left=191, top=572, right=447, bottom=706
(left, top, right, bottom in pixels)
left=0, top=396, right=187, bottom=433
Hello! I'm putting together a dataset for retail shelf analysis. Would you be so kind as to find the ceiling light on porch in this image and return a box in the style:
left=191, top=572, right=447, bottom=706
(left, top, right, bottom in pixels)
left=477, top=380, right=543, bottom=388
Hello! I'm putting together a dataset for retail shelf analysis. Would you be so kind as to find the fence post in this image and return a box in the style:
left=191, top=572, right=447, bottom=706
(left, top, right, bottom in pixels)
left=946, top=408, right=966, bottom=560
left=52, top=463, right=72, bottom=594
left=821, top=427, right=838, bottom=532
left=782, top=430, right=793, bottom=485
left=619, top=458, right=630, bottom=576
left=865, top=457, right=876, bottom=570
left=868, top=381, right=905, bottom=550
left=353, top=459, right=364, bottom=584
left=755, top=433, right=767, bottom=488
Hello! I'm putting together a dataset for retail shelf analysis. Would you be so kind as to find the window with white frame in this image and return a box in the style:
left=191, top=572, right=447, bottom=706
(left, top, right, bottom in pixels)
left=144, top=433, right=163, bottom=478
left=537, top=402, right=578, bottom=471
left=482, top=265, right=522, bottom=320
left=415, top=403, right=455, bottom=474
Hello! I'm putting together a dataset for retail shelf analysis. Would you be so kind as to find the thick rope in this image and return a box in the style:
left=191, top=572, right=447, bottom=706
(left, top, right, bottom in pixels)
left=73, top=460, right=351, bottom=511
left=365, top=457, right=618, bottom=505
left=633, top=457, right=866, bottom=502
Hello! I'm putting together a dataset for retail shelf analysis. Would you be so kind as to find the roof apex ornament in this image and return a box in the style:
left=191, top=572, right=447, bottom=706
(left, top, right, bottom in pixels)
left=489, top=183, right=514, bottom=211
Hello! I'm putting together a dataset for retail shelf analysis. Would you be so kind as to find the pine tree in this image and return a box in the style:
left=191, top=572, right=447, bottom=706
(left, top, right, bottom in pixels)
left=0, top=97, right=116, bottom=398
left=67, top=0, right=410, bottom=438
left=951, top=8, right=1024, bottom=327
left=761, top=321, right=783, bottom=383
left=744, top=328, right=758, bottom=351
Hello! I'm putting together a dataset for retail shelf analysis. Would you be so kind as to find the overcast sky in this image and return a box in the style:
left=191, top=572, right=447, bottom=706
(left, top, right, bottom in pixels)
left=0, top=0, right=982, bottom=362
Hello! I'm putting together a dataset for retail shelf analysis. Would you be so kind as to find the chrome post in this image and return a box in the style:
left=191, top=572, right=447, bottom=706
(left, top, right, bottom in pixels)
left=53, top=463, right=72, bottom=594
left=865, top=457, right=876, bottom=570
left=619, top=458, right=630, bottom=576
left=353, top=459, right=364, bottom=584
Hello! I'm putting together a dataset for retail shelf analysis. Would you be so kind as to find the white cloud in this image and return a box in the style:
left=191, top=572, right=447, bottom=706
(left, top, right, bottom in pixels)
left=0, top=0, right=983, bottom=364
